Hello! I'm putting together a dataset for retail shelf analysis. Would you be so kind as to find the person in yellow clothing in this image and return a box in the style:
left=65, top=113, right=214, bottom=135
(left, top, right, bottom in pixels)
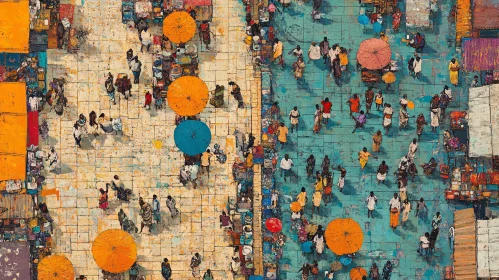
left=379, top=32, right=389, bottom=43
left=276, top=122, right=289, bottom=149
left=358, top=147, right=377, bottom=170
left=339, top=47, right=348, bottom=71
left=201, top=149, right=212, bottom=176
left=245, top=151, right=254, bottom=169
left=312, top=190, right=322, bottom=216
left=296, top=187, right=307, bottom=208
left=314, top=174, right=324, bottom=192
left=449, top=58, right=459, bottom=85
left=273, top=38, right=284, bottom=67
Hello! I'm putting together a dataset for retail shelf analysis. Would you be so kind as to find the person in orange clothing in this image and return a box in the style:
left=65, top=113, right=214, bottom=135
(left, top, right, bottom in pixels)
left=347, top=94, right=361, bottom=116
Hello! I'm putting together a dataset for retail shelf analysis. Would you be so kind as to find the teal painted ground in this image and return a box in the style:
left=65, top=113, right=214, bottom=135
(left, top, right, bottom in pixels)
left=269, top=0, right=477, bottom=279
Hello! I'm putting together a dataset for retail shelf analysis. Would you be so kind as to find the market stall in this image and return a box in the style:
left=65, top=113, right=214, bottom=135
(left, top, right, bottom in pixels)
left=406, top=0, right=431, bottom=27
left=0, top=0, right=30, bottom=53
left=472, top=0, right=499, bottom=38
left=356, top=38, right=392, bottom=83
left=468, top=85, right=499, bottom=158
left=360, top=0, right=395, bottom=14
left=477, top=219, right=499, bottom=278
left=453, top=208, right=477, bottom=280
left=463, top=39, right=499, bottom=84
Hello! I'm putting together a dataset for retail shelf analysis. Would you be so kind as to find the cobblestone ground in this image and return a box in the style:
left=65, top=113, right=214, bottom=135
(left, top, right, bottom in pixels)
left=270, top=0, right=475, bottom=279
left=41, top=0, right=260, bottom=278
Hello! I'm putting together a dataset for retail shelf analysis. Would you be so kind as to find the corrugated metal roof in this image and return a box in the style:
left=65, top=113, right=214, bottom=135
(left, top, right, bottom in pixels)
left=463, top=39, right=499, bottom=71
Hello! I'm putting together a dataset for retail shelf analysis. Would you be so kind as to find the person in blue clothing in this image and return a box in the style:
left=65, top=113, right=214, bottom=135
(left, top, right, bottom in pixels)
left=161, top=258, right=172, bottom=280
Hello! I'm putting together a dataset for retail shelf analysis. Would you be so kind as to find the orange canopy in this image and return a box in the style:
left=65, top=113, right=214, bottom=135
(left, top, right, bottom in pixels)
left=0, top=82, right=27, bottom=181
left=357, top=38, right=392, bottom=70
left=0, top=0, right=30, bottom=53
left=38, top=255, right=75, bottom=280
left=350, top=267, right=368, bottom=280
left=163, top=11, right=196, bottom=44
left=91, top=229, right=137, bottom=273
left=167, top=76, right=209, bottom=116
left=290, top=201, right=301, bottom=212
left=325, top=218, right=364, bottom=255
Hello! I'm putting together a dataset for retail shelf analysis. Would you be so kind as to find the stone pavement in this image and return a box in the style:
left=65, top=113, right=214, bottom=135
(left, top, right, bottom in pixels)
left=41, top=0, right=260, bottom=278
left=269, top=0, right=476, bottom=279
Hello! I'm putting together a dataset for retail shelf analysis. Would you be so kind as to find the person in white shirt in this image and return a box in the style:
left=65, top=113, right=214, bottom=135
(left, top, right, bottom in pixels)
left=47, top=147, right=59, bottom=173
left=140, top=27, right=152, bottom=53
left=366, top=191, right=378, bottom=218
left=289, top=106, right=300, bottom=133
left=389, top=193, right=401, bottom=229
left=419, top=232, right=430, bottom=256
left=407, top=138, right=418, bottom=161
left=288, top=45, right=303, bottom=57
left=308, top=42, right=321, bottom=63
left=280, top=154, right=293, bottom=182
left=413, top=56, right=422, bottom=79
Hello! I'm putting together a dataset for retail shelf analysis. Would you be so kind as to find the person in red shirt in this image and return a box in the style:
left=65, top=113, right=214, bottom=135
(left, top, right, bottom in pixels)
left=347, top=94, right=360, bottom=116
left=144, top=91, right=152, bottom=110
left=321, top=97, right=332, bottom=124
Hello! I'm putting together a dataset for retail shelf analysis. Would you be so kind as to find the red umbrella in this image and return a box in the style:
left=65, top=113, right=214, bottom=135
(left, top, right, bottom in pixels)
left=265, top=218, right=283, bottom=233
left=356, top=38, right=392, bottom=70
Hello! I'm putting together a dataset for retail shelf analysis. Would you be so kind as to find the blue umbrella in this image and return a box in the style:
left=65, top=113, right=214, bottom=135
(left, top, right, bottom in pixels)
left=358, top=14, right=369, bottom=25
left=339, top=255, right=353, bottom=266
left=173, top=120, right=212, bottom=156
left=301, top=241, right=313, bottom=253
left=373, top=22, right=382, bottom=33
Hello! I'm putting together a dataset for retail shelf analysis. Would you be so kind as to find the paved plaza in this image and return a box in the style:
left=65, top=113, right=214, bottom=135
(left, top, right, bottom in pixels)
left=41, top=0, right=260, bottom=278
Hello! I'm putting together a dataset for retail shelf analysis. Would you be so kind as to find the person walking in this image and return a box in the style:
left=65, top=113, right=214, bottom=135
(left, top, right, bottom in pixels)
left=392, top=8, right=403, bottom=31
left=347, top=94, right=360, bottom=116
left=289, top=106, right=300, bottom=132
left=407, top=139, right=418, bottom=161
left=144, top=91, right=152, bottom=110
left=372, top=130, right=383, bottom=153
left=321, top=155, right=330, bottom=176
left=332, top=57, right=342, bottom=86
left=166, top=195, right=179, bottom=218
left=430, top=108, right=439, bottom=132
left=105, top=73, right=116, bottom=105
left=198, top=21, right=212, bottom=50
left=416, top=113, right=428, bottom=141
left=365, top=87, right=374, bottom=114
left=299, top=263, right=312, bottom=280
left=190, top=253, right=202, bottom=277
left=273, top=38, right=284, bottom=67
left=375, top=91, right=384, bottom=111
left=408, top=57, right=415, bottom=76
left=358, top=147, right=375, bottom=170
left=401, top=199, right=411, bottom=225
left=139, top=197, right=153, bottom=233
left=73, top=123, right=82, bottom=148
left=377, top=161, right=388, bottom=184
left=449, top=58, right=459, bottom=85
left=152, top=195, right=161, bottom=227
left=313, top=231, right=325, bottom=259
left=306, top=155, right=315, bottom=179
left=129, top=56, right=142, bottom=84
left=319, top=37, right=329, bottom=64
left=413, top=55, right=422, bottom=79
left=288, top=45, right=303, bottom=57
left=140, top=27, right=152, bottom=53
left=98, top=184, right=109, bottom=212
left=383, top=103, right=394, bottom=135
left=419, top=232, right=430, bottom=256
left=308, top=42, right=321, bottom=63
left=47, top=147, right=59, bottom=173
left=228, top=81, right=244, bottom=108
left=276, top=122, right=289, bottom=149
left=201, top=149, right=212, bottom=176
left=313, top=104, right=323, bottom=134
left=296, top=187, right=307, bottom=209
left=352, top=110, right=367, bottom=133
left=321, top=97, right=332, bottom=125
left=389, top=193, right=401, bottom=230
left=280, top=154, right=293, bottom=182
left=366, top=191, right=377, bottom=218
left=312, top=190, right=322, bottom=216
left=202, top=269, right=214, bottom=280
left=116, top=74, right=132, bottom=100
left=292, top=56, right=306, bottom=79
left=415, top=197, right=428, bottom=217
left=161, top=258, right=172, bottom=280
left=337, top=165, right=346, bottom=192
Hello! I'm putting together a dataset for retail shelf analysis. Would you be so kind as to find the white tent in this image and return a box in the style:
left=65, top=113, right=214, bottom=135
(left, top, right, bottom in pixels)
left=468, top=85, right=499, bottom=157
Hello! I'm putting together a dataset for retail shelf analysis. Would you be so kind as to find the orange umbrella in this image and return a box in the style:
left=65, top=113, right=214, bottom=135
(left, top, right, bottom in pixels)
left=325, top=218, right=364, bottom=255
left=290, top=201, right=301, bottom=212
left=91, top=229, right=137, bottom=273
left=350, top=267, right=368, bottom=280
left=382, top=72, right=396, bottom=84
left=167, top=76, right=209, bottom=116
left=357, top=38, right=392, bottom=70
left=163, top=11, right=196, bottom=44
left=38, top=255, right=75, bottom=280
left=407, top=100, right=415, bottom=109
